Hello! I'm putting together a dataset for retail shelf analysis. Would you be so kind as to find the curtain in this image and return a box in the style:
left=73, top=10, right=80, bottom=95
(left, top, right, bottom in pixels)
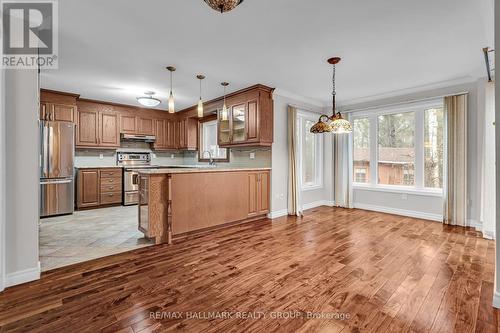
left=287, top=106, right=302, bottom=216
left=333, top=113, right=353, bottom=208
left=443, top=94, right=468, bottom=226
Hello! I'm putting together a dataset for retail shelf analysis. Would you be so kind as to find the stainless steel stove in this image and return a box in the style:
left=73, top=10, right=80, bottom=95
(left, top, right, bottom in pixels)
left=117, top=152, right=157, bottom=205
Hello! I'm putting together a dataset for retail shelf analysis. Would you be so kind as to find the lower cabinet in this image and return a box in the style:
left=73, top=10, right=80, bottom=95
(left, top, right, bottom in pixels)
left=76, top=168, right=123, bottom=209
left=248, top=170, right=270, bottom=218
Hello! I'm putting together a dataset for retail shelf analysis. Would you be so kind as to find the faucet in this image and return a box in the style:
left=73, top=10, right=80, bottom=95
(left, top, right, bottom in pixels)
left=202, top=150, right=216, bottom=167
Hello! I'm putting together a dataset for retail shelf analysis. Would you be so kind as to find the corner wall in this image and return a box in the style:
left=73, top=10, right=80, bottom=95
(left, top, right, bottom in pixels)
left=270, top=93, right=333, bottom=218
left=4, top=69, right=40, bottom=287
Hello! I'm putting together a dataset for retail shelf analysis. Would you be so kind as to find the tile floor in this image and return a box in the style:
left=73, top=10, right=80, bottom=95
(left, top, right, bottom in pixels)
left=39, top=205, right=154, bottom=271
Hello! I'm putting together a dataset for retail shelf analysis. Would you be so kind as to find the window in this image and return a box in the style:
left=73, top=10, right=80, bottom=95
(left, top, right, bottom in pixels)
left=424, top=108, right=444, bottom=188
left=377, top=112, right=415, bottom=186
left=353, top=118, right=370, bottom=183
left=199, top=119, right=228, bottom=162
left=351, top=100, right=444, bottom=193
left=298, top=111, right=323, bottom=190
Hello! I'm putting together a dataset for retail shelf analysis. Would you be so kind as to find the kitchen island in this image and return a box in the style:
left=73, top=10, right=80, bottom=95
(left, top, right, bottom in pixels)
left=137, top=168, right=271, bottom=244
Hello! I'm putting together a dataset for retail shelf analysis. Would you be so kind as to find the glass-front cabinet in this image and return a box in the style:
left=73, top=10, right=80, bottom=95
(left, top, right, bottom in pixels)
left=218, top=108, right=231, bottom=145
left=231, top=103, right=246, bottom=143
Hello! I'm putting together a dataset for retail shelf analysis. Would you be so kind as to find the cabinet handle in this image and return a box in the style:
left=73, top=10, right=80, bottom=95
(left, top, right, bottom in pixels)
left=108, top=194, right=114, bottom=197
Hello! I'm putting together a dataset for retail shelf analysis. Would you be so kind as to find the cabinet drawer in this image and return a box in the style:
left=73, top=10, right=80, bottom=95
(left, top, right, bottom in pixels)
left=100, top=177, right=122, bottom=186
left=100, top=183, right=122, bottom=193
left=100, top=192, right=122, bottom=205
left=100, top=169, right=122, bottom=178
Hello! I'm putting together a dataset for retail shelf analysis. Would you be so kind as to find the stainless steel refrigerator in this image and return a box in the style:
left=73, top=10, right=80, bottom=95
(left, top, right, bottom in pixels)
left=39, top=121, right=75, bottom=217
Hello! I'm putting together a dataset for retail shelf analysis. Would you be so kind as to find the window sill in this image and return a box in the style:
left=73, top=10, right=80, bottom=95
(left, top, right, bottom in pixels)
left=301, top=185, right=324, bottom=192
left=353, top=184, right=443, bottom=197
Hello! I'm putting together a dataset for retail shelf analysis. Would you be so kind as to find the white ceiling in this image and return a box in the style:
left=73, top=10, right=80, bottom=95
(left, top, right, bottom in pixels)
left=41, top=0, right=494, bottom=110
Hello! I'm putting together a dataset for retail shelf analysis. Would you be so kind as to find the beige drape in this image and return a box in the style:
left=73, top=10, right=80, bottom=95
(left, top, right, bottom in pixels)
left=334, top=113, right=353, bottom=208
left=443, top=94, right=468, bottom=226
left=287, top=106, right=302, bottom=216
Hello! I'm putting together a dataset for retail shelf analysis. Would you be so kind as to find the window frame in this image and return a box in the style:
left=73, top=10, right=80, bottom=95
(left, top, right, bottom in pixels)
left=198, top=115, right=230, bottom=163
left=351, top=99, right=444, bottom=196
left=297, top=110, right=324, bottom=191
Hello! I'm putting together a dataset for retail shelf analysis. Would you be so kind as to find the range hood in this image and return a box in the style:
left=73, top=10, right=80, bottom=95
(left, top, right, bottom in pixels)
left=120, top=133, right=156, bottom=143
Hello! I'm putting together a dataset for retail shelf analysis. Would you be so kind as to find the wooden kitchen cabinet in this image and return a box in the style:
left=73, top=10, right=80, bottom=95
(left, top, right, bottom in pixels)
left=76, top=105, right=120, bottom=149
left=153, top=118, right=178, bottom=150
left=247, top=170, right=270, bottom=217
left=153, top=119, right=166, bottom=150
left=217, top=85, right=274, bottom=148
left=120, top=115, right=154, bottom=135
left=76, top=168, right=123, bottom=209
left=40, top=90, right=79, bottom=122
left=137, top=117, right=154, bottom=135
left=176, top=117, right=197, bottom=150
left=76, top=169, right=100, bottom=208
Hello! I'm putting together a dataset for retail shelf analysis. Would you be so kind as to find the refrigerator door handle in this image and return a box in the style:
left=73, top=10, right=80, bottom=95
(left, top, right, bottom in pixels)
left=40, top=179, right=73, bottom=185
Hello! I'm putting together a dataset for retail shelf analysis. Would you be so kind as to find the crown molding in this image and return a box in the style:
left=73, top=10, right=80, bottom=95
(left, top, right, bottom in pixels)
left=273, top=88, right=324, bottom=108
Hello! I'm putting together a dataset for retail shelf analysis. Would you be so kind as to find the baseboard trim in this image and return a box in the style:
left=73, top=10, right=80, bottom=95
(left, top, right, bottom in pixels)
left=268, top=209, right=288, bottom=219
left=302, top=200, right=335, bottom=211
left=5, top=262, right=40, bottom=288
left=353, top=203, right=443, bottom=222
left=493, top=292, right=500, bottom=309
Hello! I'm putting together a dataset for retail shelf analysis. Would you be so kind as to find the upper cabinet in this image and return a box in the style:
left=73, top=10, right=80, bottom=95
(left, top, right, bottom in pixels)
left=40, top=90, right=79, bottom=122
left=120, top=115, right=155, bottom=135
left=76, top=100, right=120, bottom=149
left=216, top=85, right=273, bottom=148
left=153, top=116, right=197, bottom=151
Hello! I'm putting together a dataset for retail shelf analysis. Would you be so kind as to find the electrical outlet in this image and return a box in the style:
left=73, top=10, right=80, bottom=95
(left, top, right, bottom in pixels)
left=99, top=153, right=104, bottom=160
left=152, top=153, right=157, bottom=159
left=249, top=152, right=255, bottom=159
left=171, top=154, right=175, bottom=159
left=401, top=193, right=408, bottom=200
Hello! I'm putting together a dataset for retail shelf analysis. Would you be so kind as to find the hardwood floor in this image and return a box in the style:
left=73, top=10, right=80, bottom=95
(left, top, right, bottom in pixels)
left=0, top=207, right=498, bottom=332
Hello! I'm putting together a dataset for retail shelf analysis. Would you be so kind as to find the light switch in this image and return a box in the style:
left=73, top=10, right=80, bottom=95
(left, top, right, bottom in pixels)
left=171, top=154, right=175, bottom=159
left=250, top=152, right=255, bottom=159
left=99, top=153, right=104, bottom=160
left=152, top=153, right=157, bottom=159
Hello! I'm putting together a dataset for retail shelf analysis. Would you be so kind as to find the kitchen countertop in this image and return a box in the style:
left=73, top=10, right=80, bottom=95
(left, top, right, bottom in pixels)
left=75, top=165, right=220, bottom=169
left=75, top=166, right=123, bottom=169
left=138, top=167, right=271, bottom=175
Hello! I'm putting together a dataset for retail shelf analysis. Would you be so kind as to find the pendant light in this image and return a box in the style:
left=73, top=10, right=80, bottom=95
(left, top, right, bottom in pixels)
left=166, top=66, right=176, bottom=113
left=204, top=0, right=244, bottom=13
left=197, top=74, right=205, bottom=118
left=310, top=57, right=352, bottom=134
left=136, top=91, right=161, bottom=108
left=221, top=82, right=229, bottom=121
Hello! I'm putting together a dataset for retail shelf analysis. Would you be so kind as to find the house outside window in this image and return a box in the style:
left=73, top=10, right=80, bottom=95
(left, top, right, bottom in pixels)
left=298, top=111, right=324, bottom=190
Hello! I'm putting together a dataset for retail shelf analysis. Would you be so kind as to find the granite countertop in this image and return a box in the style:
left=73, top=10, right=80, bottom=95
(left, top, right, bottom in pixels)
left=138, top=167, right=271, bottom=175
left=75, top=166, right=123, bottom=169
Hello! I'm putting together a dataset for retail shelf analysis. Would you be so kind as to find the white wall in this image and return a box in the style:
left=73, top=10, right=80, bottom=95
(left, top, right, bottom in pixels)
left=343, top=79, right=484, bottom=224
left=494, top=0, right=500, bottom=309
left=0, top=67, right=5, bottom=291
left=270, top=92, right=333, bottom=218
left=4, top=69, right=40, bottom=287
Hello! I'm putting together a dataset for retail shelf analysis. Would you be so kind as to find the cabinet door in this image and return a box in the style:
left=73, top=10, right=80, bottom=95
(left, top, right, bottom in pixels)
left=120, top=115, right=137, bottom=133
left=232, top=103, right=246, bottom=143
left=154, top=119, right=166, bottom=149
left=99, top=112, right=120, bottom=147
left=258, top=171, right=270, bottom=214
left=76, top=110, right=99, bottom=147
left=247, top=172, right=259, bottom=217
left=166, top=120, right=176, bottom=149
left=77, top=169, right=100, bottom=208
left=138, top=117, right=154, bottom=135
left=218, top=108, right=231, bottom=145
left=246, top=100, right=258, bottom=142
left=52, top=104, right=76, bottom=122
left=177, top=120, right=186, bottom=149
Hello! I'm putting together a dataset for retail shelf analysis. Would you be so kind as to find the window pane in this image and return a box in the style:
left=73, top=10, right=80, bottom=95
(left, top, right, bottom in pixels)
left=201, top=120, right=227, bottom=159
left=378, top=112, right=415, bottom=185
left=353, top=118, right=370, bottom=183
left=303, top=119, right=317, bottom=185
left=424, top=108, right=444, bottom=188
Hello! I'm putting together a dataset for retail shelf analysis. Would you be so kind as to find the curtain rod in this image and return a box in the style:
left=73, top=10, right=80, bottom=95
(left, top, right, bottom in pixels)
left=342, top=91, right=469, bottom=114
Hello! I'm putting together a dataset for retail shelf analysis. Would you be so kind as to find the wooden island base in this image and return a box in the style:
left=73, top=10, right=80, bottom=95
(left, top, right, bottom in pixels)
left=138, top=168, right=271, bottom=244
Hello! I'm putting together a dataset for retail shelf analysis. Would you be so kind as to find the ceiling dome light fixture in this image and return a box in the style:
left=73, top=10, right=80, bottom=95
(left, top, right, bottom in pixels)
left=204, top=0, right=244, bottom=13
left=310, top=57, right=353, bottom=134
left=137, top=91, right=161, bottom=108
left=197, top=74, right=205, bottom=118
left=166, top=66, right=176, bottom=113
left=221, top=82, right=229, bottom=121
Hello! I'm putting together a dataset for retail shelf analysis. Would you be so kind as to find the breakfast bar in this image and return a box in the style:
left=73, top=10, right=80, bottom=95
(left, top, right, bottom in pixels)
left=137, top=168, right=271, bottom=244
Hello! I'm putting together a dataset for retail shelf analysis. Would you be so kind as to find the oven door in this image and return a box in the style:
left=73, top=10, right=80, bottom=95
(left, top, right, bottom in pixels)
left=124, top=170, right=140, bottom=192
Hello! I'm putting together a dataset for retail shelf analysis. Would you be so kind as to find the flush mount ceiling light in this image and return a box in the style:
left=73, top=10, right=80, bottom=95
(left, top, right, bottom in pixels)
left=310, top=57, right=353, bottom=134
left=221, top=82, right=229, bottom=121
left=136, top=91, right=161, bottom=108
left=197, top=74, right=206, bottom=118
left=204, top=0, right=244, bottom=13
left=166, top=66, right=176, bottom=113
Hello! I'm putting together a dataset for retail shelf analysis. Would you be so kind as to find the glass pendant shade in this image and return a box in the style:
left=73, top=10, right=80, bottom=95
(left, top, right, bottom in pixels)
left=204, top=0, right=244, bottom=13
left=331, top=117, right=352, bottom=133
left=220, top=82, right=229, bottom=121
left=198, top=99, right=204, bottom=118
left=310, top=115, right=332, bottom=134
left=168, top=92, right=175, bottom=113
left=221, top=104, right=228, bottom=121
